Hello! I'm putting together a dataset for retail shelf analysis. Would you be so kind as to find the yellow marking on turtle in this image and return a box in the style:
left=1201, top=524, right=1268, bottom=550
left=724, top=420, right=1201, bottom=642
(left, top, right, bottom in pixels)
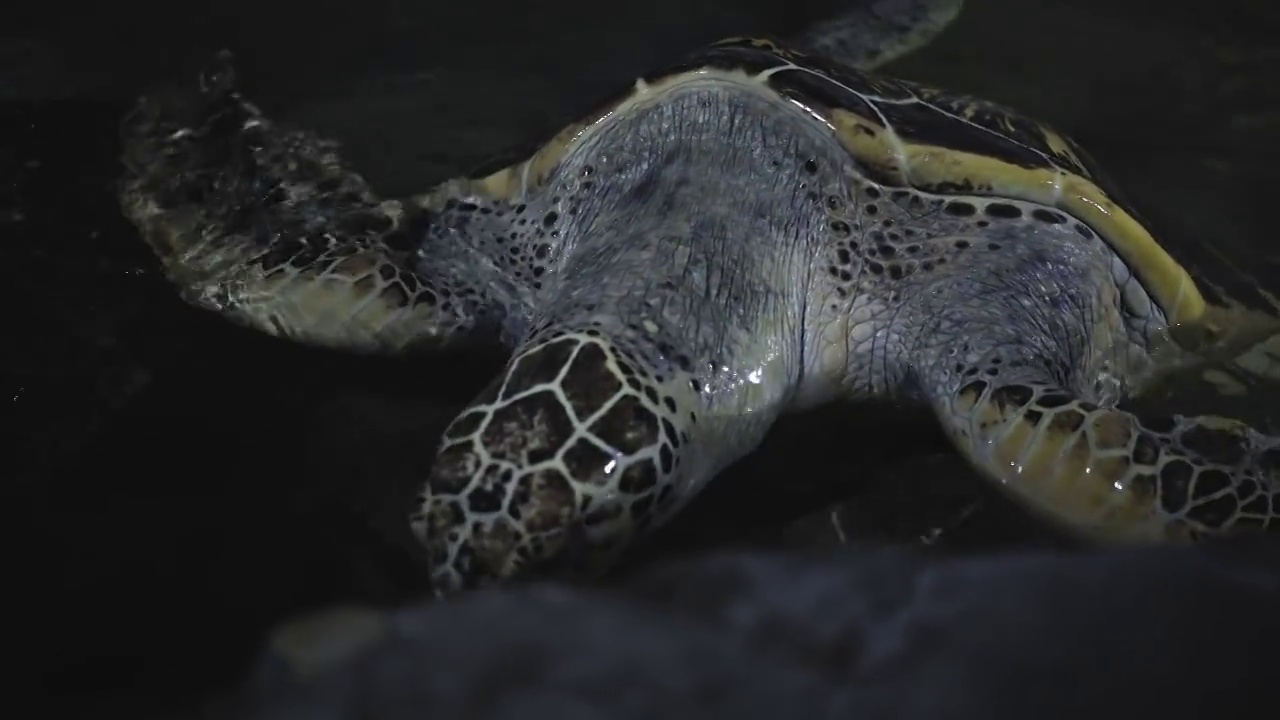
left=1037, top=126, right=1090, bottom=175
left=826, top=108, right=1208, bottom=333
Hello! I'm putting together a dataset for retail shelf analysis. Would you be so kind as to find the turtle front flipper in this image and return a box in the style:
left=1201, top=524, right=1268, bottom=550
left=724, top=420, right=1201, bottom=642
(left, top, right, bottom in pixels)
left=411, top=325, right=717, bottom=595
left=793, top=0, right=965, bottom=70
left=932, top=376, right=1279, bottom=542
left=118, top=51, right=526, bottom=354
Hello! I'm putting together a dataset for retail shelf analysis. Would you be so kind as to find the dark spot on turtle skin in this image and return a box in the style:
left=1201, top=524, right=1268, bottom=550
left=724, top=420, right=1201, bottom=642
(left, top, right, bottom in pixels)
left=953, top=239, right=971, bottom=250
left=655, top=484, right=677, bottom=511
left=1192, top=469, right=1234, bottom=499
left=829, top=220, right=851, bottom=237
left=990, top=384, right=1034, bottom=408
left=582, top=501, right=626, bottom=528
left=1261, top=447, right=1280, bottom=474
left=629, top=493, right=655, bottom=522
left=1132, top=434, right=1161, bottom=466
left=558, top=342, right=624, bottom=422
left=1142, top=415, right=1179, bottom=435
left=659, top=445, right=675, bottom=474
left=1158, top=459, right=1195, bottom=514
left=619, top=460, right=659, bottom=494
left=1129, top=471, right=1159, bottom=500
left=1240, top=494, right=1271, bottom=516
left=803, top=158, right=818, bottom=174
left=1185, top=492, right=1239, bottom=529
left=1031, top=208, right=1066, bottom=225
left=510, top=468, right=576, bottom=534
left=257, top=238, right=306, bottom=271
left=1073, top=223, right=1095, bottom=240
left=1178, top=424, right=1249, bottom=466
left=864, top=203, right=879, bottom=216
left=561, top=438, right=615, bottom=481
left=465, top=474, right=507, bottom=514
left=427, top=442, right=480, bottom=494
left=984, top=202, right=1022, bottom=219
left=661, top=417, right=680, bottom=448
left=412, top=287, right=439, bottom=308
left=1238, top=478, right=1259, bottom=498
left=957, top=380, right=989, bottom=402
left=481, top=391, right=576, bottom=465
left=590, top=395, right=660, bottom=455
left=501, top=338, right=578, bottom=401
left=1047, top=408, right=1086, bottom=433
left=435, top=498, right=468, bottom=528
left=944, top=201, right=976, bottom=217
left=864, top=185, right=881, bottom=199
left=467, top=516, right=525, bottom=577
left=1036, top=393, right=1074, bottom=409
left=422, top=500, right=467, bottom=566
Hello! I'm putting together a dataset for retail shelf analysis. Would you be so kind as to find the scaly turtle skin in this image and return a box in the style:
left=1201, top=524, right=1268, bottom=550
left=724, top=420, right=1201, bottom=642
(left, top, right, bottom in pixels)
left=117, top=0, right=1280, bottom=595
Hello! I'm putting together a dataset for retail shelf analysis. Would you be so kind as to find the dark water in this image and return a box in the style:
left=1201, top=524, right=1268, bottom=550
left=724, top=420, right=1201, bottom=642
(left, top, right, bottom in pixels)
left=7, top=0, right=1279, bottom=715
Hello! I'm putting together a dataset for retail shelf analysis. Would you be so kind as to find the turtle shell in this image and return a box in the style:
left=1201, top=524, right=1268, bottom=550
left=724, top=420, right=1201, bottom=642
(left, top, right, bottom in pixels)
left=455, top=36, right=1209, bottom=331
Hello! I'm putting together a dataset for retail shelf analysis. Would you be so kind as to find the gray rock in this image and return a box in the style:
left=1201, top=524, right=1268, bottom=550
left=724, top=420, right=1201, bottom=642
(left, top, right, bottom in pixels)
left=227, top=540, right=1280, bottom=719
left=232, top=586, right=845, bottom=719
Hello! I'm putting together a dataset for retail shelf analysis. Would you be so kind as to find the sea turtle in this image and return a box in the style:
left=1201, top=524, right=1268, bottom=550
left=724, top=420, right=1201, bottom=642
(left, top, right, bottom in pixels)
left=118, top=0, right=1280, bottom=596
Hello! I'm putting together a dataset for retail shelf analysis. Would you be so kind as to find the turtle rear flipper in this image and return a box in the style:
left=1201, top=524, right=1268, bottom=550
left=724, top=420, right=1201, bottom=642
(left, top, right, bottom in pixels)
left=118, top=52, right=526, bottom=354
left=935, top=378, right=1279, bottom=541
left=793, top=0, right=965, bottom=70
left=906, top=230, right=1280, bottom=541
